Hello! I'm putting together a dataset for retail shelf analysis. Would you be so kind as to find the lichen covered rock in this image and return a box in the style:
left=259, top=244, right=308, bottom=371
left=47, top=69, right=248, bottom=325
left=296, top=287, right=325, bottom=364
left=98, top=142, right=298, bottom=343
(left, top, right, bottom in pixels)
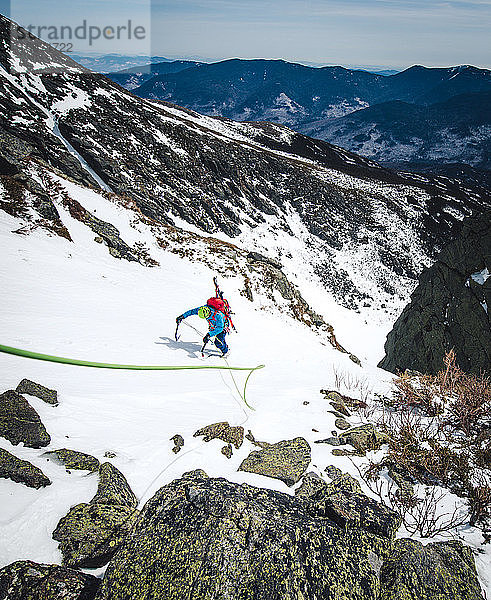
left=330, top=401, right=351, bottom=416
left=339, top=424, right=389, bottom=454
left=314, top=436, right=347, bottom=446
left=0, top=559, right=100, bottom=600
left=44, top=449, right=100, bottom=472
left=16, top=379, right=58, bottom=406
left=170, top=434, right=184, bottom=454
left=221, top=443, right=233, bottom=458
left=193, top=421, right=244, bottom=449
left=96, top=472, right=391, bottom=600
left=335, top=417, right=351, bottom=430
left=53, top=503, right=138, bottom=568
left=0, top=448, right=51, bottom=488
left=0, top=390, right=51, bottom=448
left=297, top=471, right=401, bottom=539
left=380, top=539, right=484, bottom=600
left=90, top=462, right=137, bottom=508
left=238, top=436, right=311, bottom=486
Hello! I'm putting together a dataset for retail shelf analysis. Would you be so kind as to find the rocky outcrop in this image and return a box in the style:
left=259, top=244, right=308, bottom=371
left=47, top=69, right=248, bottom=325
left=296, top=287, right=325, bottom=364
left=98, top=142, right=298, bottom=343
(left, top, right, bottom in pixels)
left=16, top=379, right=58, bottom=405
left=53, top=462, right=139, bottom=567
left=96, top=470, right=396, bottom=600
left=0, top=172, right=72, bottom=240
left=52, top=503, right=138, bottom=568
left=238, top=436, right=311, bottom=486
left=44, top=449, right=100, bottom=472
left=380, top=538, right=484, bottom=600
left=380, top=211, right=491, bottom=375
left=193, top=421, right=244, bottom=449
left=89, top=462, right=138, bottom=508
left=0, top=390, right=51, bottom=448
left=0, top=560, right=100, bottom=600
left=0, top=448, right=51, bottom=488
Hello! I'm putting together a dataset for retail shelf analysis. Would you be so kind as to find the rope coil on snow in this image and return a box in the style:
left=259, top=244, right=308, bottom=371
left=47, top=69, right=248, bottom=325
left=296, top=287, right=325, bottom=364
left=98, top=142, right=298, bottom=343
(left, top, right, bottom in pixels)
left=0, top=344, right=264, bottom=408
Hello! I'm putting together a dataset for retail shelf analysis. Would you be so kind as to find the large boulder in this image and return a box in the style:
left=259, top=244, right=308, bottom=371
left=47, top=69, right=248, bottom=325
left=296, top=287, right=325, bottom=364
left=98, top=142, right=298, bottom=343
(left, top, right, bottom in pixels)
left=0, top=560, right=99, bottom=600
left=52, top=503, right=138, bottom=568
left=296, top=471, right=401, bottom=539
left=96, top=471, right=393, bottom=600
left=0, top=560, right=100, bottom=600
left=380, top=538, right=484, bottom=600
left=0, top=447, right=51, bottom=488
left=238, top=436, right=311, bottom=486
left=0, top=390, right=51, bottom=448
left=44, top=449, right=100, bottom=472
left=16, top=379, right=58, bottom=406
left=379, top=211, right=491, bottom=375
left=89, top=462, right=138, bottom=508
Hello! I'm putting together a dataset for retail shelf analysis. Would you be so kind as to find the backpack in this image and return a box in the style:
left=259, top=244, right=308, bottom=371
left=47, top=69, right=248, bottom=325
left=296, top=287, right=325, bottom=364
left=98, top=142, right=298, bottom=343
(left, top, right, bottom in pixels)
left=207, top=297, right=225, bottom=312
left=206, top=297, right=231, bottom=332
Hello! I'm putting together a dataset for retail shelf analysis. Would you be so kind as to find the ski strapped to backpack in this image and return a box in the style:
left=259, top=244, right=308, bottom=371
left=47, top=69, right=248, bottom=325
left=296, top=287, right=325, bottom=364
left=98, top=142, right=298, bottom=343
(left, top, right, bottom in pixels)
left=213, top=276, right=237, bottom=332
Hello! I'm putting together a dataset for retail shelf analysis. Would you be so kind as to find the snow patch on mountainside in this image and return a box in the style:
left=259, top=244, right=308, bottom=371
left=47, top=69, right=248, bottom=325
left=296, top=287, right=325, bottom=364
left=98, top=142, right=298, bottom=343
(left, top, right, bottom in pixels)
left=322, top=98, right=370, bottom=119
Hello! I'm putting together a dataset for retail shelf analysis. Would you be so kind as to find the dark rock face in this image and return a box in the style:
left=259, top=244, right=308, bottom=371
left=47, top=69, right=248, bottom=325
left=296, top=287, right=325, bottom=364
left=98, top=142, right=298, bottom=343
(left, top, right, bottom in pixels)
left=380, top=211, right=491, bottom=375
left=44, top=449, right=100, bottom=472
left=89, top=462, right=138, bottom=508
left=380, top=538, right=484, bottom=600
left=239, top=436, right=311, bottom=486
left=0, top=560, right=100, bottom=600
left=52, top=503, right=138, bottom=568
left=0, top=173, right=72, bottom=239
left=0, top=447, right=51, bottom=488
left=0, top=390, right=51, bottom=448
left=16, top=379, right=58, bottom=405
left=96, top=471, right=395, bottom=600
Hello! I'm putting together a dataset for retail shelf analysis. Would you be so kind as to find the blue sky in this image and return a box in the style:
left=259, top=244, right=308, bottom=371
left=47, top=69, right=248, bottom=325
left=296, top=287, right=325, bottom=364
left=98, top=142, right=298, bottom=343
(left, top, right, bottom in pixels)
left=6, top=0, right=491, bottom=68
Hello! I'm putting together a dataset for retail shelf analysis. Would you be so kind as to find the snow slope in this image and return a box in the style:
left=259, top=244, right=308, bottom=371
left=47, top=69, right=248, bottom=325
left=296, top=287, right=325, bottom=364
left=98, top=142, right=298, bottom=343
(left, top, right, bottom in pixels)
left=0, top=175, right=489, bottom=595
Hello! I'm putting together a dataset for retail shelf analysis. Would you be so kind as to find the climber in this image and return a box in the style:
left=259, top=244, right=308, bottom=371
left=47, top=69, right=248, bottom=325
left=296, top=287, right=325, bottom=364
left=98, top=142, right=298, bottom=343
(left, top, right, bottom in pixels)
left=176, top=297, right=230, bottom=356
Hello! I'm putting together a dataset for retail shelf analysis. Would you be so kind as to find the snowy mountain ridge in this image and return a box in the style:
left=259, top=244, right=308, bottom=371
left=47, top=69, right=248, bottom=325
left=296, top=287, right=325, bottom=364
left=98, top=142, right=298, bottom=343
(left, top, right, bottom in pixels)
left=1, top=14, right=490, bottom=327
left=124, top=59, right=491, bottom=173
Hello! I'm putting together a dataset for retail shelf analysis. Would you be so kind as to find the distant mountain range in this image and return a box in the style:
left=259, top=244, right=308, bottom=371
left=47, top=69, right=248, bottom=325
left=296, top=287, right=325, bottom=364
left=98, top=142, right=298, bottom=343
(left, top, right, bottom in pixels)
left=70, top=54, right=173, bottom=73
left=108, top=60, right=202, bottom=90
left=105, top=59, right=491, bottom=174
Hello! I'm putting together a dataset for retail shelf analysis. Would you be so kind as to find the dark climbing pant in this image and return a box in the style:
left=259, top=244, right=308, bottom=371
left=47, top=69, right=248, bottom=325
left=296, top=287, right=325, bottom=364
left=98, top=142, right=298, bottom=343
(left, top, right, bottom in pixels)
left=214, top=331, right=228, bottom=354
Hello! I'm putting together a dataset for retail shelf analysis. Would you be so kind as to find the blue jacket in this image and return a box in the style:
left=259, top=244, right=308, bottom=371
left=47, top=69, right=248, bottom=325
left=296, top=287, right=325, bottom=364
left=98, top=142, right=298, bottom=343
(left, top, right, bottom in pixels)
left=182, top=306, right=227, bottom=337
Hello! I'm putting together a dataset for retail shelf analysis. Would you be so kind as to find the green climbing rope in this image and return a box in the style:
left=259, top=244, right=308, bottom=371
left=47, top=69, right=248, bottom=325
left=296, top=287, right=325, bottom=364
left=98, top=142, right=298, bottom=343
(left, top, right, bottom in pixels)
left=0, top=344, right=264, bottom=408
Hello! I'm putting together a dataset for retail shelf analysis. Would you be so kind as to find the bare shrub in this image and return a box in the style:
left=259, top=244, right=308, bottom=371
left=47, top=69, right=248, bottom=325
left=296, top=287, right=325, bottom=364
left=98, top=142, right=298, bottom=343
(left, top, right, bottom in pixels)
left=351, top=459, right=468, bottom=538
left=365, top=352, right=491, bottom=534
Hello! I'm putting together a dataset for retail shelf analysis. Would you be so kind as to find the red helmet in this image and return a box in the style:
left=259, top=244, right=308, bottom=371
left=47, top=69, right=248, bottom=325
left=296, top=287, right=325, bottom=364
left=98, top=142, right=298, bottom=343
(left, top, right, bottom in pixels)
left=207, top=297, right=226, bottom=311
